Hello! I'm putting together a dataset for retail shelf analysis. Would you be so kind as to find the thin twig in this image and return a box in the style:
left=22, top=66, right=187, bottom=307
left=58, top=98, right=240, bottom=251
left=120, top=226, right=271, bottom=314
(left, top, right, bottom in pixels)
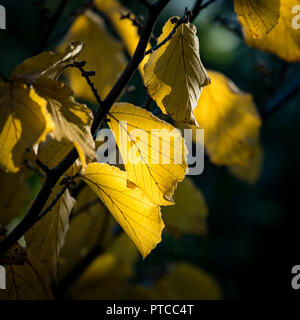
left=145, top=8, right=192, bottom=56
left=0, top=0, right=170, bottom=257
left=191, top=0, right=204, bottom=22
left=64, top=61, right=103, bottom=110
left=262, top=75, right=300, bottom=119
left=191, top=0, right=220, bottom=23
left=33, top=0, right=69, bottom=55
left=120, top=12, right=145, bottom=30
left=215, top=15, right=243, bottom=38
left=46, top=0, right=94, bottom=47
left=198, top=0, right=218, bottom=12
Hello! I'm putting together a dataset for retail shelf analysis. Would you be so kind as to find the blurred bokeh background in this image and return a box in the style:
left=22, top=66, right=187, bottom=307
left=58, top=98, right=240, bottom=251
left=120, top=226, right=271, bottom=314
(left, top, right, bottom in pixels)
left=1, top=0, right=300, bottom=299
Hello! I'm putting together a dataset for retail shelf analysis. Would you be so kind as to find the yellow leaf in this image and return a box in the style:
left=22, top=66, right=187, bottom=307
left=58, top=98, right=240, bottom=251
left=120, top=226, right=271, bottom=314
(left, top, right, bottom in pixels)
left=35, top=78, right=95, bottom=168
left=163, top=177, right=208, bottom=236
left=0, top=168, right=31, bottom=226
left=95, top=0, right=151, bottom=76
left=38, top=138, right=74, bottom=169
left=234, top=0, right=280, bottom=39
left=70, top=251, right=133, bottom=300
left=151, top=263, right=221, bottom=300
left=25, top=184, right=76, bottom=280
left=82, top=162, right=164, bottom=258
left=242, top=0, right=300, bottom=62
left=0, top=81, right=54, bottom=173
left=228, top=142, right=263, bottom=184
left=70, top=233, right=138, bottom=299
left=107, top=232, right=139, bottom=266
left=0, top=252, right=54, bottom=300
left=144, top=17, right=210, bottom=125
left=58, top=187, right=114, bottom=279
left=11, top=41, right=83, bottom=83
left=59, top=10, right=126, bottom=102
left=194, top=71, right=261, bottom=166
left=108, top=103, right=188, bottom=206
left=0, top=238, right=26, bottom=265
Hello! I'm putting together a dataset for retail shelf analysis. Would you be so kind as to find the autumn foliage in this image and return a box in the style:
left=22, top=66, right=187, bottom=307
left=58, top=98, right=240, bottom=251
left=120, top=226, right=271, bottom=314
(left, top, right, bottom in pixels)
left=0, top=0, right=299, bottom=300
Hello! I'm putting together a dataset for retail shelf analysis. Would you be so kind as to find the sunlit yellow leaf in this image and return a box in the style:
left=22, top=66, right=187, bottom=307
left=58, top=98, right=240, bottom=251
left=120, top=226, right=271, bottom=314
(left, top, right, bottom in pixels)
left=35, top=78, right=95, bottom=168
left=108, top=103, right=188, bottom=206
left=0, top=168, right=31, bottom=226
left=95, top=0, right=151, bottom=76
left=144, top=17, right=210, bottom=125
left=242, top=0, right=300, bottom=62
left=25, top=184, right=76, bottom=280
left=11, top=41, right=83, bottom=82
left=59, top=10, right=126, bottom=102
left=163, top=177, right=208, bottom=236
left=82, top=162, right=164, bottom=258
left=194, top=71, right=261, bottom=166
left=0, top=81, right=54, bottom=173
left=228, top=142, right=263, bottom=184
left=0, top=252, right=54, bottom=300
left=234, top=0, right=280, bottom=39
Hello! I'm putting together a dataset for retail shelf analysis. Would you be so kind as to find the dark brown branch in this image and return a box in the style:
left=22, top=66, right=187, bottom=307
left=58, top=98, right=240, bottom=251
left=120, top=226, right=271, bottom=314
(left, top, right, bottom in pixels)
left=36, top=159, right=51, bottom=175
left=33, top=0, right=69, bottom=55
left=0, top=0, right=170, bottom=258
left=191, top=0, right=204, bottom=22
